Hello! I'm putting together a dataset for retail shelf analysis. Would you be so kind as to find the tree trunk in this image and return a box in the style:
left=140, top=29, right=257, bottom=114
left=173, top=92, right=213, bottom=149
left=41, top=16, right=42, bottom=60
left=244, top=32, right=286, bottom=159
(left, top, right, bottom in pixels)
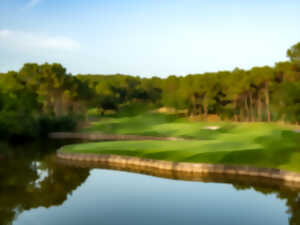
left=244, top=95, right=249, bottom=122
left=191, top=95, right=196, bottom=115
left=280, top=100, right=286, bottom=122
left=264, top=83, right=271, bottom=122
left=203, top=96, right=208, bottom=117
left=249, top=93, right=254, bottom=122
left=204, top=103, right=208, bottom=117
left=54, top=97, right=63, bottom=116
left=233, top=98, right=238, bottom=121
left=196, top=96, right=202, bottom=115
left=198, top=103, right=203, bottom=115
left=257, top=92, right=263, bottom=121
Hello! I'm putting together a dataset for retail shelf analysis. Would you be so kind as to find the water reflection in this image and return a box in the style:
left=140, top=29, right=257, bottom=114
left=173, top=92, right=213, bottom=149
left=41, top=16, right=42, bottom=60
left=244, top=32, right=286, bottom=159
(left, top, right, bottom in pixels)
left=0, top=141, right=90, bottom=225
left=233, top=184, right=300, bottom=225
left=57, top=158, right=300, bottom=225
left=0, top=141, right=300, bottom=225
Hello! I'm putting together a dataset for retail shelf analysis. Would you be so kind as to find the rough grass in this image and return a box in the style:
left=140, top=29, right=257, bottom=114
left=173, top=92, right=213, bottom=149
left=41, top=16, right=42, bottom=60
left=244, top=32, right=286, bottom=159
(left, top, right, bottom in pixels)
left=63, top=111, right=300, bottom=172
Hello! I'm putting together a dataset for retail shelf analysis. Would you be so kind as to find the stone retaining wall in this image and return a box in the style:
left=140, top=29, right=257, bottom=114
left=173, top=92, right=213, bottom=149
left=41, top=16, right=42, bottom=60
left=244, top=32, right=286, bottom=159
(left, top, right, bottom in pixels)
left=57, top=152, right=300, bottom=186
left=50, top=132, right=183, bottom=141
left=57, top=157, right=300, bottom=191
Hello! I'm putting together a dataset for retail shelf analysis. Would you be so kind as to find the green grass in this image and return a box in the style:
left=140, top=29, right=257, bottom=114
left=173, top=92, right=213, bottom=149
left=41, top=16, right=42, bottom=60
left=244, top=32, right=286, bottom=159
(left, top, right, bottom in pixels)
left=83, top=111, right=235, bottom=139
left=62, top=111, right=300, bottom=172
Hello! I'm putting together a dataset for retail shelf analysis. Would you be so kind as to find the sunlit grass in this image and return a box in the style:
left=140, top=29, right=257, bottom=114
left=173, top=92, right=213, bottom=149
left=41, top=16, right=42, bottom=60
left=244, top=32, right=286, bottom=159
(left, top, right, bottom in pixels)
left=63, top=112, right=300, bottom=172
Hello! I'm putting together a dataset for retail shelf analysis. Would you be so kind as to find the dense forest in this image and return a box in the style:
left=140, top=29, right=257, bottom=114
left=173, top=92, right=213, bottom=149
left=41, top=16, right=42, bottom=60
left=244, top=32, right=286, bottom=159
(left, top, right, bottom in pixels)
left=0, top=42, right=299, bottom=140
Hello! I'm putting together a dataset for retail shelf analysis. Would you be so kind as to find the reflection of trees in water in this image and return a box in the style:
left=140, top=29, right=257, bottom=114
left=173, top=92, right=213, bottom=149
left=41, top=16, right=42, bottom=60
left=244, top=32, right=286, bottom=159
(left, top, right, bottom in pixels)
left=277, top=191, right=300, bottom=225
left=0, top=142, right=90, bottom=225
left=2, top=142, right=300, bottom=225
left=59, top=158, right=300, bottom=225
left=233, top=184, right=300, bottom=225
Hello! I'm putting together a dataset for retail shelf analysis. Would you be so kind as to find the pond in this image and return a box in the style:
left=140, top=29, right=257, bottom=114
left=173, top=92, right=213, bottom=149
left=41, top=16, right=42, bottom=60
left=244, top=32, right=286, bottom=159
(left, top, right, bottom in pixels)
left=1, top=141, right=300, bottom=225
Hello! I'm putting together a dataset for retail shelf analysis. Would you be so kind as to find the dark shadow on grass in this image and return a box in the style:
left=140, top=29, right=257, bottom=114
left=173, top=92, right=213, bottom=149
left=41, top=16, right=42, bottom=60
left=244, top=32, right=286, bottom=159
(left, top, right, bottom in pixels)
left=84, top=122, right=120, bottom=133
left=183, top=148, right=295, bottom=170
left=183, top=130, right=300, bottom=171
left=141, top=150, right=181, bottom=160
left=137, top=131, right=169, bottom=137
left=92, top=149, right=141, bottom=157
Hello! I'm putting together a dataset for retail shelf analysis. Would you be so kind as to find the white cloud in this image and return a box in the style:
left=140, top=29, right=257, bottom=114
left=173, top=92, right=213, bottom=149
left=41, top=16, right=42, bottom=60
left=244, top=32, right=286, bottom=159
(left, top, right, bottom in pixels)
left=0, top=29, right=80, bottom=51
left=26, top=0, right=42, bottom=8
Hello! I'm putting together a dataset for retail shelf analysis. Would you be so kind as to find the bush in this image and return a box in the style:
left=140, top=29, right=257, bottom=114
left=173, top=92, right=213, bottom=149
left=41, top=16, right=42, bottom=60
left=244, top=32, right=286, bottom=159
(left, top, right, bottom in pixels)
left=0, top=112, right=39, bottom=139
left=0, top=113, right=79, bottom=140
left=37, top=115, right=78, bottom=137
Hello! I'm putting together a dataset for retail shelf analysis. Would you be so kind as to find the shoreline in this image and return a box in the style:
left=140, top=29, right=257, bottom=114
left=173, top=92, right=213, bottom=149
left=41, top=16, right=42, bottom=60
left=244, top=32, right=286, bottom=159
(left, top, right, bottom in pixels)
left=57, top=157, right=300, bottom=191
left=57, top=151, right=300, bottom=187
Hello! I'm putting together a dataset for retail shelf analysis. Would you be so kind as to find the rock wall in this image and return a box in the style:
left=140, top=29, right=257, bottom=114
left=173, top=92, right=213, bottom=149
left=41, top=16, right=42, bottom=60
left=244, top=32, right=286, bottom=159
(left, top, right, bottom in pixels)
left=57, top=152, right=300, bottom=185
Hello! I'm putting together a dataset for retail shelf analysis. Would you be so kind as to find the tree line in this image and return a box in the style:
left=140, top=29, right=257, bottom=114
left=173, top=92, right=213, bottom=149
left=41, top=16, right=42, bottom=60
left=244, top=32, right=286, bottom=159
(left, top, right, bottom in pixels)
left=0, top=42, right=299, bottom=139
left=77, top=42, right=300, bottom=123
left=0, top=63, right=92, bottom=139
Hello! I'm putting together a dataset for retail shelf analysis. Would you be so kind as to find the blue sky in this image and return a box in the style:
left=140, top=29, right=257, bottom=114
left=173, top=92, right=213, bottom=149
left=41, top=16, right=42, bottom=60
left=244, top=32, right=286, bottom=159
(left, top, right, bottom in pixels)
left=1, top=0, right=300, bottom=77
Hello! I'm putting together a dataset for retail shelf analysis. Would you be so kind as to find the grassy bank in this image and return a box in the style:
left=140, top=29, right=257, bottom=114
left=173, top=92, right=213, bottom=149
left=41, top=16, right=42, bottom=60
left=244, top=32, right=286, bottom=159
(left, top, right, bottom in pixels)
left=61, top=112, right=300, bottom=172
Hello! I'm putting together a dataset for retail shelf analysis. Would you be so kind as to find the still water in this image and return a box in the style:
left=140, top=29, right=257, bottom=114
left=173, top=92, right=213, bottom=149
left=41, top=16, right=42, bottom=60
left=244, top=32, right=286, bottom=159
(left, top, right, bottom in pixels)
left=1, top=141, right=300, bottom=225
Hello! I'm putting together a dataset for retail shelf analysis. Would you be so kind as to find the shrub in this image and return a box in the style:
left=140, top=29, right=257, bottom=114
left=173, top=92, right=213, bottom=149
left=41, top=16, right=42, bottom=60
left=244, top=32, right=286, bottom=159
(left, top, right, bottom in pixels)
left=0, top=112, right=39, bottom=139
left=37, top=115, right=78, bottom=137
